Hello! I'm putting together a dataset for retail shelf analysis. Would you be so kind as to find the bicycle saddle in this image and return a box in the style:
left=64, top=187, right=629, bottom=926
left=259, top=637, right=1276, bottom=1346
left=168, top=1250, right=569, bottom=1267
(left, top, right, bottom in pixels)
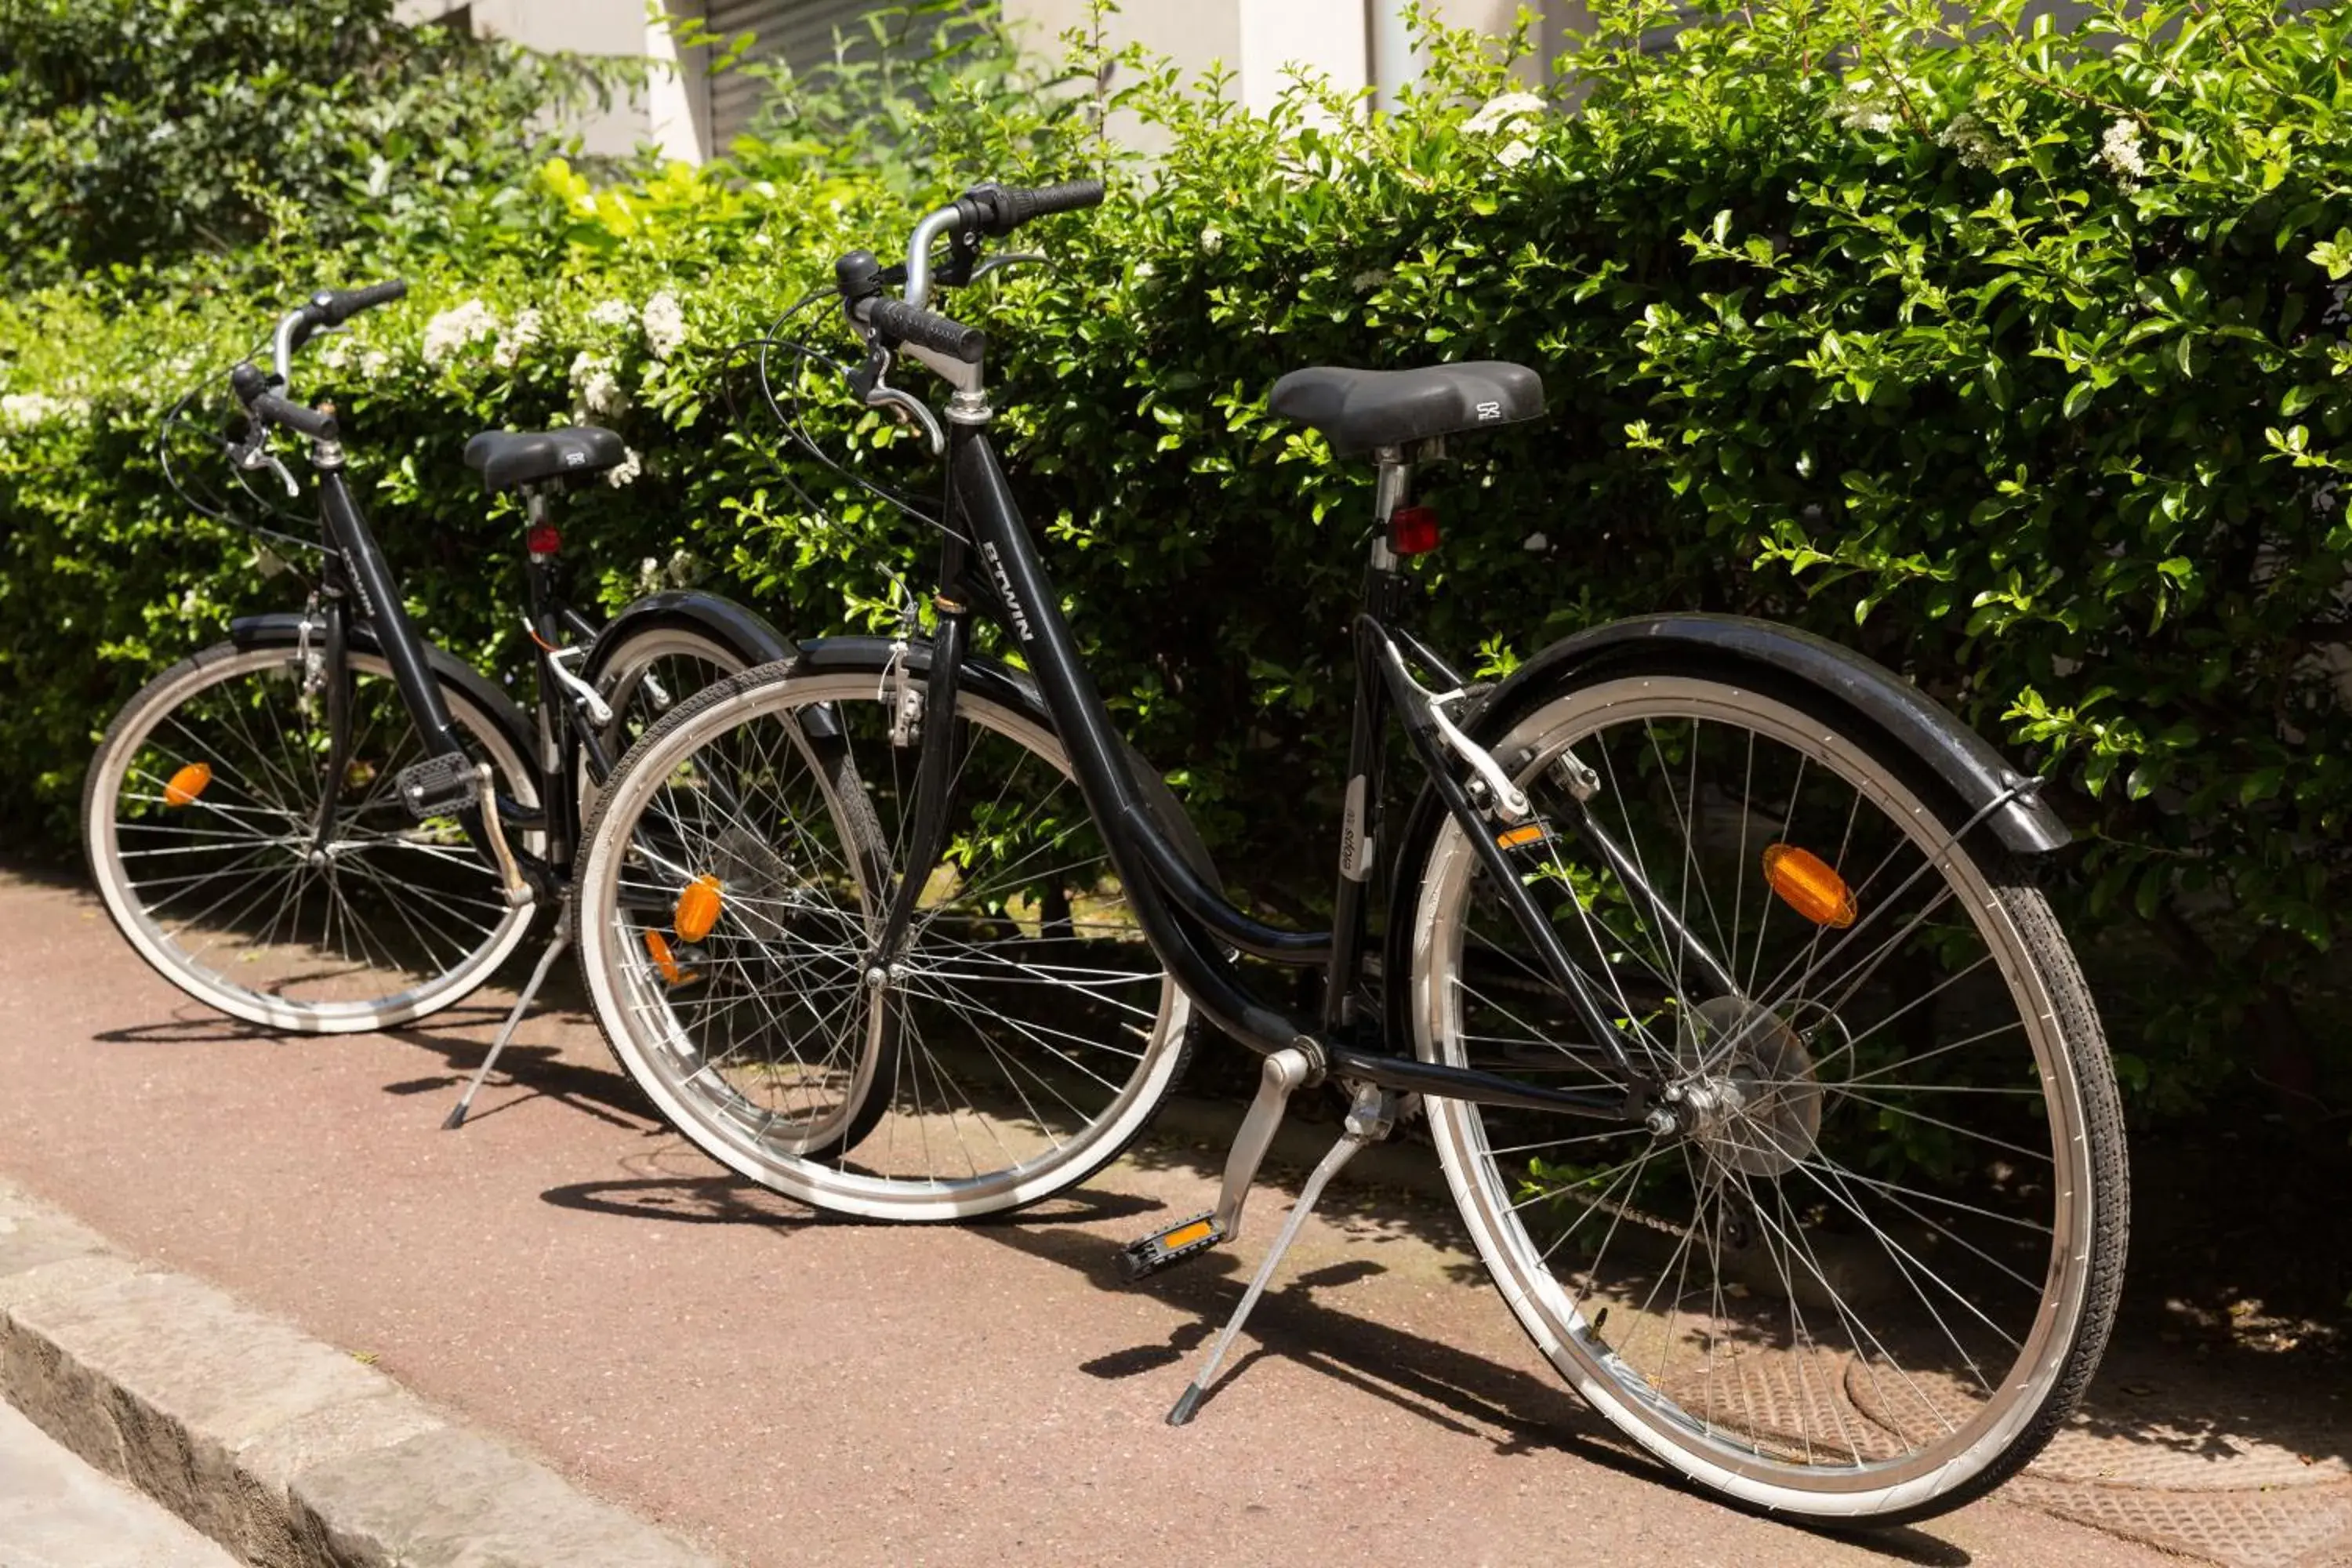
left=1269, top=361, right=1545, bottom=457
left=463, top=425, right=628, bottom=491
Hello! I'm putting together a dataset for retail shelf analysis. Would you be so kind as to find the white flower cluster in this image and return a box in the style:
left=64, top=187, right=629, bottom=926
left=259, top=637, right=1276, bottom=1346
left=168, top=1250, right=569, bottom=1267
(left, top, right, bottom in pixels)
left=0, top=392, right=88, bottom=431
left=589, top=299, right=636, bottom=329
left=636, top=549, right=699, bottom=590
left=2099, top=117, right=2147, bottom=185
left=492, top=308, right=543, bottom=370
left=641, top=292, right=685, bottom=360
left=1831, top=88, right=1897, bottom=134
left=1350, top=268, right=1392, bottom=294
left=1938, top=112, right=1997, bottom=169
left=1199, top=226, right=1225, bottom=256
left=1464, top=91, right=1543, bottom=168
left=420, top=299, right=498, bottom=368
left=570, top=351, right=629, bottom=419
left=606, top=447, right=644, bottom=488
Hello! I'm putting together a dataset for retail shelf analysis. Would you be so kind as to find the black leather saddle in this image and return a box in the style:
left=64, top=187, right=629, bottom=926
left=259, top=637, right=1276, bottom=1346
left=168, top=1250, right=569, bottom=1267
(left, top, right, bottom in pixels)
left=462, top=426, right=628, bottom=491
left=1268, top=361, right=1544, bottom=457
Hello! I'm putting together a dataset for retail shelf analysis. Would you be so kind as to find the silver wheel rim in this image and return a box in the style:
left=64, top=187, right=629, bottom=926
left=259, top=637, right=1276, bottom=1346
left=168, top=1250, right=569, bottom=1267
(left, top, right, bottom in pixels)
left=580, top=670, right=1191, bottom=1220
left=1413, top=676, right=2095, bottom=1512
left=87, top=646, right=538, bottom=1032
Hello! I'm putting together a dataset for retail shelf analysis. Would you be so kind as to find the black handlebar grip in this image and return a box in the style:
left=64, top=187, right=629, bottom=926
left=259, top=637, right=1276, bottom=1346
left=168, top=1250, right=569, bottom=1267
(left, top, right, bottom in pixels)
left=982, top=179, right=1105, bottom=236
left=315, top=280, right=408, bottom=327
left=252, top=392, right=339, bottom=441
left=865, top=297, right=986, bottom=364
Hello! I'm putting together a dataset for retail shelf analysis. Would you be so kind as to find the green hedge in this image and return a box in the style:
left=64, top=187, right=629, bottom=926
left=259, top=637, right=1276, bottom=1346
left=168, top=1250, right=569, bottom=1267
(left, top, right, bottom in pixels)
left=7, top=0, right=2352, bottom=1121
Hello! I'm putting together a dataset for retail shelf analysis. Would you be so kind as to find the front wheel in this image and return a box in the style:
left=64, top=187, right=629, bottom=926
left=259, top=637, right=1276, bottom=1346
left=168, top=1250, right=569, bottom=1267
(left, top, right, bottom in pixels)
left=82, top=640, right=541, bottom=1033
left=1392, top=662, right=2126, bottom=1524
left=574, top=656, right=1195, bottom=1221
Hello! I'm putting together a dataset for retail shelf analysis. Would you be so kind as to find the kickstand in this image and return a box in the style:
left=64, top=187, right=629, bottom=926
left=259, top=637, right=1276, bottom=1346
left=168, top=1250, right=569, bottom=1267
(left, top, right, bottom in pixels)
left=1167, top=1083, right=1397, bottom=1425
left=443, top=922, right=569, bottom=1131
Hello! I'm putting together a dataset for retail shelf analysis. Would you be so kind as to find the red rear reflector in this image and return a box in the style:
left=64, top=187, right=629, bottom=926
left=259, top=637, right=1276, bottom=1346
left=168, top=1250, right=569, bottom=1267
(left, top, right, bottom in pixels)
left=1390, top=505, right=1440, bottom=555
left=527, top=525, right=561, bottom=557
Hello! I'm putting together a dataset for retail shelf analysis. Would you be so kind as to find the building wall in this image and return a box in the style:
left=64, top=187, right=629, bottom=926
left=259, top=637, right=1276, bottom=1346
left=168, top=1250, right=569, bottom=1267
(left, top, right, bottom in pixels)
left=400, top=0, right=1595, bottom=164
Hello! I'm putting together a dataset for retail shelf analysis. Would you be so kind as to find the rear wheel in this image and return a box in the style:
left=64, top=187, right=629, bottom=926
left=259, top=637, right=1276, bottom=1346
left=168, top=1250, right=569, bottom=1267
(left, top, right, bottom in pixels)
left=575, top=660, right=1193, bottom=1221
left=82, top=641, right=539, bottom=1033
left=1394, top=663, right=2126, bottom=1523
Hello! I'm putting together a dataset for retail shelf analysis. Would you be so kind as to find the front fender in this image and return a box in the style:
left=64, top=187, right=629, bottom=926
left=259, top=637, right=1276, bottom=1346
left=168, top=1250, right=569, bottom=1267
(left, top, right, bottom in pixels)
left=227, top=612, right=537, bottom=768
left=1479, top=614, right=2068, bottom=855
left=581, top=590, right=794, bottom=681
left=793, top=635, right=1221, bottom=880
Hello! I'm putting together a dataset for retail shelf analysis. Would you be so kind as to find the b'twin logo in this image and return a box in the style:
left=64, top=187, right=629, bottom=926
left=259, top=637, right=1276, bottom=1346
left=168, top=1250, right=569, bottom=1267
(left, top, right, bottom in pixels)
left=980, top=541, right=1034, bottom=643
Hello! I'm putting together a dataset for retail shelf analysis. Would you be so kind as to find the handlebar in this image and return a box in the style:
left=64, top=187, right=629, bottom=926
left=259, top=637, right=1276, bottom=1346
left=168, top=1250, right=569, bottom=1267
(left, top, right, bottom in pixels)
left=316, top=280, right=408, bottom=327
left=270, top=278, right=407, bottom=384
left=858, top=297, right=987, bottom=365
left=962, top=179, right=1105, bottom=238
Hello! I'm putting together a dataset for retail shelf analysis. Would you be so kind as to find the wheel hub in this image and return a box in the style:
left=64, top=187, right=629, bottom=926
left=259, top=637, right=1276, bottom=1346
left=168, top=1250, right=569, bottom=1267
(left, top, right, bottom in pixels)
left=1671, top=996, right=1823, bottom=1179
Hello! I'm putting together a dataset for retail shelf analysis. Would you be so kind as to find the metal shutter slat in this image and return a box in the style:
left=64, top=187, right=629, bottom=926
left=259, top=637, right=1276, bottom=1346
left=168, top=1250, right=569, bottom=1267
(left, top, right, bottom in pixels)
left=706, top=0, right=886, bottom=145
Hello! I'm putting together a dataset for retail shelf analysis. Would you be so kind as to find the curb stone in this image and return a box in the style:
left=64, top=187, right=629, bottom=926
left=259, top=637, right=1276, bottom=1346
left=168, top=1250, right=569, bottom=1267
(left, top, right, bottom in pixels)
left=0, top=1178, right=718, bottom=1568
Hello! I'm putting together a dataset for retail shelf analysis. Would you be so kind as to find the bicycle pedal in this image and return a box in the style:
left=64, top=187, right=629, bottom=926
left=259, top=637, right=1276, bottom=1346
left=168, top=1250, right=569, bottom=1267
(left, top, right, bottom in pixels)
left=394, top=753, right=481, bottom=821
left=1116, top=1211, right=1228, bottom=1283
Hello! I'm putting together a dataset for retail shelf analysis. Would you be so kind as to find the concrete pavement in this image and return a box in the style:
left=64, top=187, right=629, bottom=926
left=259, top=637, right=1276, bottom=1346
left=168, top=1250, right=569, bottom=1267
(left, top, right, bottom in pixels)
left=0, top=866, right=2341, bottom=1566
left=0, top=1399, right=235, bottom=1568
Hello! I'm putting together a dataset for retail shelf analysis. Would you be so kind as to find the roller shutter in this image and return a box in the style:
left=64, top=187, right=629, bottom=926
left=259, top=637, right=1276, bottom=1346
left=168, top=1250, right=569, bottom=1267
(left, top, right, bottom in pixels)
left=705, top=0, right=889, bottom=148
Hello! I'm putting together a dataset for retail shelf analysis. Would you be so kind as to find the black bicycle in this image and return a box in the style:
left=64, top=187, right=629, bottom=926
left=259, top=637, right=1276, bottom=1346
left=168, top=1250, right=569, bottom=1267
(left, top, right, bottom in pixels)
left=572, top=186, right=2128, bottom=1523
left=84, top=281, right=789, bottom=1124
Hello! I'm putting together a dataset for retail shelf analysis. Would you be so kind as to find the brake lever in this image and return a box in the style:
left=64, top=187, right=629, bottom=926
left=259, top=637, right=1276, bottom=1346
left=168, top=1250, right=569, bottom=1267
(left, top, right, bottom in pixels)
left=228, top=432, right=301, bottom=498
left=845, top=342, right=946, bottom=458
left=968, top=251, right=1049, bottom=283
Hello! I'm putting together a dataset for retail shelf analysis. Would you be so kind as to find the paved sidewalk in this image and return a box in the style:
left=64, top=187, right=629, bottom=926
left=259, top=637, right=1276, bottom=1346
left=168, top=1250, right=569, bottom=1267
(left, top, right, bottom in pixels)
left=0, top=1399, right=234, bottom=1568
left=0, top=867, right=2341, bottom=1567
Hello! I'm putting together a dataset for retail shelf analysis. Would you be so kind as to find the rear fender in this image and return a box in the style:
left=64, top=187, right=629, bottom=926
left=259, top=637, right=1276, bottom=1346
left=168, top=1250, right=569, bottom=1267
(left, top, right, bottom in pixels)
left=1475, top=613, right=2068, bottom=855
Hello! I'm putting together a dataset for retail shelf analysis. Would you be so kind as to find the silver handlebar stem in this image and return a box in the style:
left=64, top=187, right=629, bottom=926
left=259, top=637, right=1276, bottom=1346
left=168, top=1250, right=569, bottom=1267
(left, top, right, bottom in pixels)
left=270, top=307, right=312, bottom=390
left=901, top=203, right=965, bottom=310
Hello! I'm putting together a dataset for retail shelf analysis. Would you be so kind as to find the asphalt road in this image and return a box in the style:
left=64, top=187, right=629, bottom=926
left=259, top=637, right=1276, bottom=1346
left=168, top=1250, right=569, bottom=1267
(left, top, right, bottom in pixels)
left=0, top=867, right=2180, bottom=1567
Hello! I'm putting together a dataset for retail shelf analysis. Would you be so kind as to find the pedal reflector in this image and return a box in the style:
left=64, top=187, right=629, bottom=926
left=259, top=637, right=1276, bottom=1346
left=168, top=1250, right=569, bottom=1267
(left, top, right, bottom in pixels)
left=1116, top=1210, right=1229, bottom=1283
left=162, top=762, right=212, bottom=807
left=1762, top=843, right=1856, bottom=928
left=673, top=875, right=724, bottom=944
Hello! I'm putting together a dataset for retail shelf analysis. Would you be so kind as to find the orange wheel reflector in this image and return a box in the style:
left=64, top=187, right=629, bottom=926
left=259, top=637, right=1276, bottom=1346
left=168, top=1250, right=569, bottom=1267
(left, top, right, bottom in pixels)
left=1762, top=843, right=1856, bottom=928
left=673, top=875, right=724, bottom=944
left=642, top=930, right=699, bottom=987
left=162, top=762, right=212, bottom=807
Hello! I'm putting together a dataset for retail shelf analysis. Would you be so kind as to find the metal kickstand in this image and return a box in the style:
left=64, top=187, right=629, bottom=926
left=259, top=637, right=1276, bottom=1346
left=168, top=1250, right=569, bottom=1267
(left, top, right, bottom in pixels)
left=442, top=902, right=568, bottom=1131
left=1165, top=1081, right=1399, bottom=1425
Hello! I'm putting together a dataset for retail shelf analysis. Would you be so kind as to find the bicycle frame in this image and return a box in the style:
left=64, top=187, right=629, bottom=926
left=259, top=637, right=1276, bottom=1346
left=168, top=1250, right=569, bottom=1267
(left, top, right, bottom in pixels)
left=305, top=453, right=597, bottom=898
left=880, top=417, right=1695, bottom=1127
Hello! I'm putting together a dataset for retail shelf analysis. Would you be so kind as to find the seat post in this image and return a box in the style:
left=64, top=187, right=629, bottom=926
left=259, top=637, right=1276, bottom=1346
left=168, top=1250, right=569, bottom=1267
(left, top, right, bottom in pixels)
left=1369, top=445, right=1411, bottom=572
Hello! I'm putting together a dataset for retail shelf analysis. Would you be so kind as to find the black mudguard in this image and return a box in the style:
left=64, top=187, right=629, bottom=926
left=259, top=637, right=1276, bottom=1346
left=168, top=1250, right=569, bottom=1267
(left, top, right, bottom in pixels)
left=1471, top=613, right=2069, bottom=855
left=227, top=612, right=537, bottom=770
left=580, top=590, right=795, bottom=683
left=793, top=634, right=1221, bottom=880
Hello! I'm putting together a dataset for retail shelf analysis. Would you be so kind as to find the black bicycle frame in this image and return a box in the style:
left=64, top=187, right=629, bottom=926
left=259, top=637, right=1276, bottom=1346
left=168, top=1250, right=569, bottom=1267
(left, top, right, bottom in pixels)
left=310, top=456, right=572, bottom=891
left=888, top=421, right=1658, bottom=1126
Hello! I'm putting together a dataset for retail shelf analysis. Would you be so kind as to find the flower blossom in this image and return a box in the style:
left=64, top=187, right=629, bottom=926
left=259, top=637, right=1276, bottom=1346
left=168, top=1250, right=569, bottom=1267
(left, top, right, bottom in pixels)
left=589, top=299, right=636, bottom=329
left=606, top=447, right=644, bottom=488
left=641, top=292, right=686, bottom=360
left=420, top=299, right=498, bottom=368
left=492, top=308, right=543, bottom=370
left=2098, top=117, right=2147, bottom=184
left=570, top=351, right=629, bottom=419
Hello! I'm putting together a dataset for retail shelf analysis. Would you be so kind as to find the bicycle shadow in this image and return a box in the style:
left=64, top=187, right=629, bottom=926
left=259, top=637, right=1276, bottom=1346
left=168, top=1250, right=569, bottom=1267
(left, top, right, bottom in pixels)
left=536, top=1169, right=1162, bottom=1232
left=958, top=1207, right=1971, bottom=1566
